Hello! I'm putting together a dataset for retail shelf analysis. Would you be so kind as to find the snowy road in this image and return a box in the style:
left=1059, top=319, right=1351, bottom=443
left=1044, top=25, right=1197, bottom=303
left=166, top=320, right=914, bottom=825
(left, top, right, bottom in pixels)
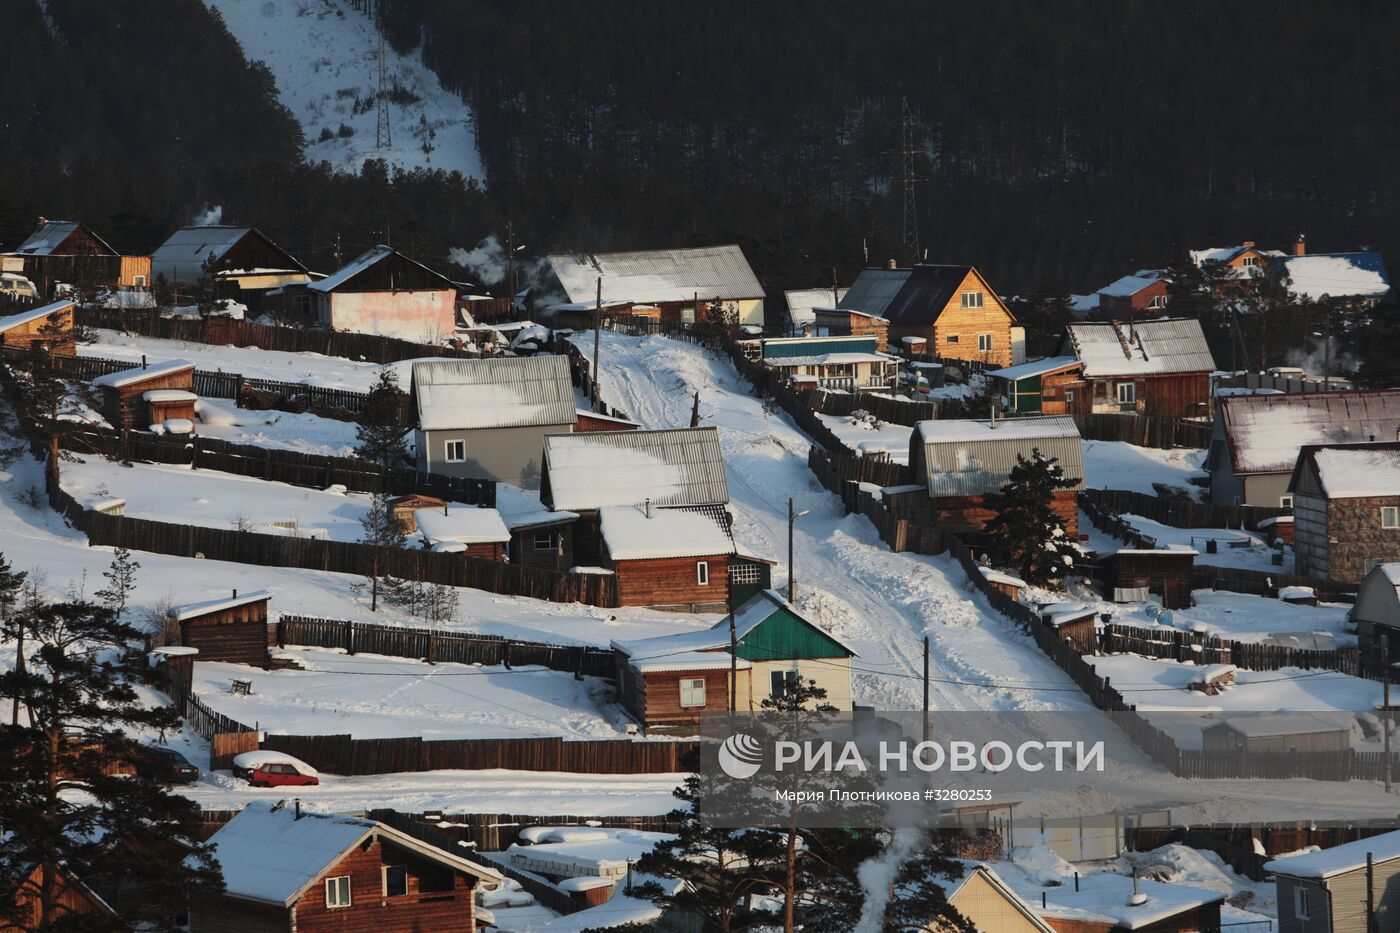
left=572, top=332, right=1094, bottom=713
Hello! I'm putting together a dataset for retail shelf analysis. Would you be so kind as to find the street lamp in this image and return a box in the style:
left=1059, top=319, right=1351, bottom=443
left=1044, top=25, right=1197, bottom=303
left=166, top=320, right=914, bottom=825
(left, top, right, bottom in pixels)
left=788, top=498, right=810, bottom=602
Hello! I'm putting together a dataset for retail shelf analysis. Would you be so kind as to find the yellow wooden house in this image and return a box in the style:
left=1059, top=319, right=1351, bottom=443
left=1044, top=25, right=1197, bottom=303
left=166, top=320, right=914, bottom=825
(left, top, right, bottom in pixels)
left=882, top=264, right=1021, bottom=367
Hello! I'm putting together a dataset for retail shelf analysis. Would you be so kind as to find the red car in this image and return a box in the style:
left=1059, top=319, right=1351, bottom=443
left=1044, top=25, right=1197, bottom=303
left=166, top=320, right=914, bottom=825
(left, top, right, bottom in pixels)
left=234, top=755, right=320, bottom=788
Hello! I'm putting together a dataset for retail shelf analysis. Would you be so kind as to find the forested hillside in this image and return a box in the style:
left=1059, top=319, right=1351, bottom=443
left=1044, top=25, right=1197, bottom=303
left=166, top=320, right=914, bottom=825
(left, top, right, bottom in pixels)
left=6, top=0, right=1400, bottom=298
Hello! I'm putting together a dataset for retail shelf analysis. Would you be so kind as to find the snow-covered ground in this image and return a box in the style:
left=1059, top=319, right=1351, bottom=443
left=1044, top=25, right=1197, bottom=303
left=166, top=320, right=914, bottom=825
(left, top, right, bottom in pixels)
left=814, top=412, right=913, bottom=462
left=1081, top=440, right=1205, bottom=494
left=1081, top=586, right=1353, bottom=646
left=194, top=649, right=636, bottom=740
left=207, top=0, right=482, bottom=179
left=194, top=399, right=360, bottom=457
left=1092, top=512, right=1292, bottom=574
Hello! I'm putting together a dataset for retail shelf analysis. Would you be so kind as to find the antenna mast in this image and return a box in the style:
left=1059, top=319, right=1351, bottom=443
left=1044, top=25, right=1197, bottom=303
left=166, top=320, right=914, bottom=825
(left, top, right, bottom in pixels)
left=375, top=2, right=392, bottom=149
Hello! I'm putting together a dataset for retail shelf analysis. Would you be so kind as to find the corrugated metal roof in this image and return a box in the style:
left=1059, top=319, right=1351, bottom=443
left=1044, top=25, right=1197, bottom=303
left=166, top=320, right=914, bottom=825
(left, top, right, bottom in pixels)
left=151, top=226, right=305, bottom=282
left=546, top=245, right=763, bottom=304
left=882, top=264, right=978, bottom=328
left=13, top=221, right=115, bottom=256
left=1066, top=318, right=1215, bottom=377
left=986, top=356, right=1081, bottom=382
left=412, top=356, right=575, bottom=431
left=1221, top=389, right=1400, bottom=475
left=784, top=287, right=846, bottom=327
left=914, top=416, right=1085, bottom=497
left=543, top=427, right=730, bottom=510
left=837, top=268, right=911, bottom=318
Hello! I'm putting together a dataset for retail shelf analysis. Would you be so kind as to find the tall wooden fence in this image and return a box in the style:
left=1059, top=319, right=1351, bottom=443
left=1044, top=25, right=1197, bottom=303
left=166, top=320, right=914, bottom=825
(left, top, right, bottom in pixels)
left=807, top=447, right=943, bottom=555
left=803, top=388, right=938, bottom=427
left=1071, top=412, right=1213, bottom=450
left=1100, top=623, right=1365, bottom=676
left=1082, top=488, right=1289, bottom=531
left=276, top=615, right=617, bottom=678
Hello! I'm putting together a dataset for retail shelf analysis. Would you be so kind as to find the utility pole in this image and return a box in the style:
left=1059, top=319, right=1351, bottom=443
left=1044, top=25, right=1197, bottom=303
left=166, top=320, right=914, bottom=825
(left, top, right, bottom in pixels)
left=505, top=222, right=515, bottom=300
left=900, top=97, right=923, bottom=265
left=1324, top=301, right=1332, bottom=390
left=1386, top=664, right=1393, bottom=794
left=690, top=390, right=701, bottom=428
left=923, top=635, right=930, bottom=744
left=591, top=277, right=602, bottom=410
left=788, top=498, right=796, bottom=603
left=375, top=3, right=392, bottom=149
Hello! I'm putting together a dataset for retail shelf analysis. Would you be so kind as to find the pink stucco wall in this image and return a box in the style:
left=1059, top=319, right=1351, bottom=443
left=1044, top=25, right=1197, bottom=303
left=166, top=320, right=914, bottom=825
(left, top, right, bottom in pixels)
left=324, top=289, right=456, bottom=342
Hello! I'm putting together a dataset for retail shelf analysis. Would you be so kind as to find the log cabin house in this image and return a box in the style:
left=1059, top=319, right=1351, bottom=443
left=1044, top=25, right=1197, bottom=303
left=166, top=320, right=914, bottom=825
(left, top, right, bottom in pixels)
left=3, top=218, right=151, bottom=296
left=541, top=426, right=730, bottom=566
left=1010, top=871, right=1226, bottom=933
left=170, top=589, right=271, bottom=667
left=544, top=244, right=766, bottom=328
left=1266, top=826, right=1400, bottom=933
left=387, top=493, right=447, bottom=534
left=502, top=508, right=579, bottom=571
left=150, top=226, right=310, bottom=311
left=0, top=862, right=121, bottom=933
left=410, top=356, right=577, bottom=489
left=307, top=245, right=458, bottom=343
left=598, top=503, right=735, bottom=611
left=881, top=264, right=1023, bottom=367
left=1059, top=318, right=1216, bottom=419
left=903, top=416, right=1085, bottom=535
left=1093, top=273, right=1169, bottom=318
left=192, top=801, right=503, bottom=932
left=1207, top=389, right=1400, bottom=506
left=986, top=357, right=1083, bottom=415
left=611, top=589, right=857, bottom=733
left=1348, top=563, right=1400, bottom=674
left=92, top=359, right=198, bottom=432
left=1104, top=547, right=1197, bottom=609
left=1289, top=442, right=1400, bottom=583
left=414, top=506, right=512, bottom=560
left=812, top=306, right=889, bottom=345
left=0, top=299, right=76, bottom=356
left=736, top=334, right=900, bottom=390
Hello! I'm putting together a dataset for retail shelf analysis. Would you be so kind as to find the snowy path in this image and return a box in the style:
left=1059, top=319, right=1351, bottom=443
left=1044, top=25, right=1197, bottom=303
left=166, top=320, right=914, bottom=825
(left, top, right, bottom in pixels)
left=572, top=332, right=1093, bottom=713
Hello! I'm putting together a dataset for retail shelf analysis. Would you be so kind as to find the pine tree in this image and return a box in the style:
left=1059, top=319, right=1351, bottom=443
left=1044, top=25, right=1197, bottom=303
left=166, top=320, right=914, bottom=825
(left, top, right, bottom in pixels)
left=0, top=585, right=223, bottom=931
left=14, top=317, right=95, bottom=489
left=93, top=548, right=140, bottom=624
left=358, top=493, right=407, bottom=611
left=981, top=449, right=1081, bottom=586
left=354, top=369, right=410, bottom=481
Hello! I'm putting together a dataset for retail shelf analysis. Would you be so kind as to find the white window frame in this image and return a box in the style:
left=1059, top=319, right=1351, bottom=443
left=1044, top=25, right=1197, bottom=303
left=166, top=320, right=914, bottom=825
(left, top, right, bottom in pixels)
left=977, top=333, right=993, bottom=353
left=960, top=291, right=985, bottom=309
left=382, top=864, right=408, bottom=898
left=1280, top=495, right=1293, bottom=509
left=1064, top=389, right=1075, bottom=405
left=696, top=561, right=710, bottom=585
left=132, top=274, right=148, bottom=288
left=1243, top=255, right=1260, bottom=268
left=1116, top=382, right=1137, bottom=405
left=730, top=563, right=762, bottom=585
left=771, top=669, right=799, bottom=699
left=533, top=532, right=557, bottom=551
left=1293, top=886, right=1309, bottom=920
left=443, top=439, right=466, bottom=463
left=1383, top=506, right=1400, bottom=529
left=679, top=677, right=706, bottom=708
left=325, top=875, right=352, bottom=909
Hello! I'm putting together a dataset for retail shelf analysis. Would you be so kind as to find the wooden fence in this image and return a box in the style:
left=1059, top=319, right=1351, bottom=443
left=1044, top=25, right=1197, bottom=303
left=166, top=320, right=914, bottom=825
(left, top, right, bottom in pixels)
left=803, top=388, right=937, bottom=427
left=1100, top=623, right=1364, bottom=676
left=276, top=615, right=617, bottom=678
left=77, top=306, right=480, bottom=365
left=1071, top=412, right=1213, bottom=450
left=1081, top=488, right=1289, bottom=531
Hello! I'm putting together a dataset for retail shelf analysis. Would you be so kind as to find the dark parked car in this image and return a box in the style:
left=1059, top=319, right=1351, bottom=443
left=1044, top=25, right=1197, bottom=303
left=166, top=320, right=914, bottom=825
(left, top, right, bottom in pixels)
left=138, top=747, right=200, bottom=784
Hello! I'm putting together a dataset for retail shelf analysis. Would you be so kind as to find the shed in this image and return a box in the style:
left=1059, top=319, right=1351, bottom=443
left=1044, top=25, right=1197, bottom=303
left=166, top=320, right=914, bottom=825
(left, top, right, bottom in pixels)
left=92, top=359, right=197, bottom=431
left=0, top=299, right=76, bottom=356
left=503, top=508, right=579, bottom=572
left=1039, top=602, right=1098, bottom=654
left=986, top=356, right=1083, bottom=415
left=1201, top=713, right=1352, bottom=755
left=4, top=219, right=149, bottom=294
left=1348, top=563, right=1400, bottom=671
left=785, top=287, right=848, bottom=334
left=415, top=506, right=511, bottom=561
left=1060, top=318, right=1216, bottom=418
left=979, top=566, right=1027, bottom=602
left=308, top=244, right=457, bottom=343
left=169, top=589, right=271, bottom=666
left=150, top=225, right=307, bottom=287
left=812, top=306, right=889, bottom=345
left=1106, top=547, right=1197, bottom=610
left=598, top=504, right=736, bottom=611
left=1266, top=828, right=1400, bottom=933
left=387, top=493, right=448, bottom=534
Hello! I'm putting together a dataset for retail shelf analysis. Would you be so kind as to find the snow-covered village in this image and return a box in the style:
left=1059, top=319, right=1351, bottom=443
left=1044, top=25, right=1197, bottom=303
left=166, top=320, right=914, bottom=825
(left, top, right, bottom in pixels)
left=7, top=2, right=1400, bottom=932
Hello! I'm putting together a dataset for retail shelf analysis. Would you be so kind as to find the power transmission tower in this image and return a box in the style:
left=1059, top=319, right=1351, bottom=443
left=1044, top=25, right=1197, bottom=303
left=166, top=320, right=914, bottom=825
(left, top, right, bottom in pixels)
left=375, top=4, right=392, bottom=149
left=900, top=97, right=924, bottom=264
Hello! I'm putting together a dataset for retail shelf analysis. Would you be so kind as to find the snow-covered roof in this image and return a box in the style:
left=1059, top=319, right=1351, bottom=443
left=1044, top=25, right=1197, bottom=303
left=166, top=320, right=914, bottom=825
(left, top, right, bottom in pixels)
left=91, top=359, right=196, bottom=389
left=1070, top=293, right=1100, bottom=313
left=1010, top=872, right=1224, bottom=929
left=837, top=267, right=911, bottom=318
left=501, top=508, right=579, bottom=531
left=784, top=287, right=847, bottom=327
left=415, top=506, right=511, bottom=545
left=1208, top=712, right=1350, bottom=738
left=1304, top=444, right=1400, bottom=498
left=0, top=299, right=75, bottom=334
left=979, top=567, right=1026, bottom=588
left=207, top=802, right=501, bottom=908
left=1042, top=602, right=1096, bottom=627
left=913, top=416, right=1086, bottom=497
left=13, top=221, right=114, bottom=256
left=1219, top=390, right=1400, bottom=475
left=1266, top=828, right=1400, bottom=880
left=142, top=389, right=198, bottom=403
left=1097, top=274, right=1161, bottom=298
left=412, top=356, right=575, bottom=431
left=1279, top=252, right=1390, bottom=300
left=599, top=505, right=735, bottom=560
left=168, top=589, right=271, bottom=621
left=546, top=245, right=764, bottom=304
left=763, top=351, right=898, bottom=367
left=309, top=244, right=454, bottom=293
left=152, top=226, right=250, bottom=281
left=985, top=356, right=1081, bottom=382
left=1065, top=318, right=1216, bottom=377
left=543, top=427, right=729, bottom=511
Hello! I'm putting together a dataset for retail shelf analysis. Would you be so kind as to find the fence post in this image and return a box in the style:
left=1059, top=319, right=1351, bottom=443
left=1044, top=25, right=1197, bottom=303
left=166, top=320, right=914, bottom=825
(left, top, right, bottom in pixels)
left=346, top=619, right=356, bottom=656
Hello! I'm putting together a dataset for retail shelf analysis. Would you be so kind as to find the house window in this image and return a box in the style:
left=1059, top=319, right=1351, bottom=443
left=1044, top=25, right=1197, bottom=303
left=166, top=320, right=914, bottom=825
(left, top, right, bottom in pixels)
left=444, top=440, right=465, bottom=463
left=679, top=677, right=706, bottom=708
left=696, top=561, right=710, bottom=585
left=325, top=876, right=352, bottom=909
left=771, top=669, right=799, bottom=699
left=1243, top=256, right=1259, bottom=268
left=1383, top=507, right=1400, bottom=529
left=132, top=274, right=148, bottom=288
left=1147, top=295, right=1165, bottom=310
left=1116, top=382, right=1137, bottom=405
left=383, top=865, right=408, bottom=897
left=946, top=335, right=959, bottom=344
left=533, top=533, right=558, bottom=550
left=1065, top=390, right=1075, bottom=404
left=1293, top=886, right=1310, bottom=920
left=960, top=291, right=985, bottom=309
left=1280, top=495, right=1293, bottom=509
left=977, top=333, right=993, bottom=353
left=731, top=563, right=762, bottom=585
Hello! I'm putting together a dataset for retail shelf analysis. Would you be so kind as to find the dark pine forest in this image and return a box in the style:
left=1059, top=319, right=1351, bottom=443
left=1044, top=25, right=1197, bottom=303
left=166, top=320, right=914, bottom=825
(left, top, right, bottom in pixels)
left=5, top=0, right=1400, bottom=298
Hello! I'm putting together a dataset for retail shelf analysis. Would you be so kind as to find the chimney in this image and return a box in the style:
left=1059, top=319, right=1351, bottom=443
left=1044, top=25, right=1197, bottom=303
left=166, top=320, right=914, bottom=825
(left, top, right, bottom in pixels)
left=886, top=258, right=898, bottom=270
left=645, top=497, right=652, bottom=518
left=1242, top=240, right=1255, bottom=249
left=232, top=589, right=237, bottom=599
left=37, top=216, right=47, bottom=227
left=294, top=798, right=302, bottom=820
left=1294, top=234, right=1307, bottom=256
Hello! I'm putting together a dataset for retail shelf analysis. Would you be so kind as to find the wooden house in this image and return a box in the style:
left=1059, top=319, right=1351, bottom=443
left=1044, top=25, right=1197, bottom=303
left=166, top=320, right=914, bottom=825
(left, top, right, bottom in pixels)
left=414, top=506, right=511, bottom=560
left=1038, top=603, right=1098, bottom=654
left=737, top=334, right=900, bottom=390
left=1290, top=442, right=1400, bottom=583
left=4, top=219, right=150, bottom=295
left=574, top=410, right=641, bottom=433
left=1202, top=713, right=1352, bottom=756
left=169, top=589, right=271, bottom=667
left=908, top=416, right=1085, bottom=535
left=1013, top=871, right=1226, bottom=933
left=544, top=244, right=766, bottom=328
left=0, top=862, right=120, bottom=933
left=933, top=865, right=1054, bottom=933
left=387, top=493, right=447, bottom=534
left=541, top=426, right=730, bottom=565
left=192, top=801, right=503, bottom=933
left=150, top=226, right=309, bottom=310
left=881, top=264, right=1021, bottom=367
left=92, top=359, right=198, bottom=432
left=598, top=503, right=736, bottom=611
left=611, top=589, right=857, bottom=733
left=836, top=264, right=911, bottom=320
left=503, top=509, right=578, bottom=572
left=1059, top=318, right=1216, bottom=418
left=410, top=356, right=576, bottom=489
left=986, top=357, right=1083, bottom=415
left=1105, top=547, right=1197, bottom=609
left=307, top=245, right=458, bottom=343
left=1207, top=389, right=1400, bottom=506
left=812, top=307, right=889, bottom=346
left=1191, top=241, right=1281, bottom=283
left=0, top=299, right=76, bottom=356
left=1348, top=562, right=1400, bottom=673
left=978, top=566, right=1027, bottom=602
left=1094, top=273, right=1169, bottom=318
left=1266, top=827, right=1400, bottom=933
